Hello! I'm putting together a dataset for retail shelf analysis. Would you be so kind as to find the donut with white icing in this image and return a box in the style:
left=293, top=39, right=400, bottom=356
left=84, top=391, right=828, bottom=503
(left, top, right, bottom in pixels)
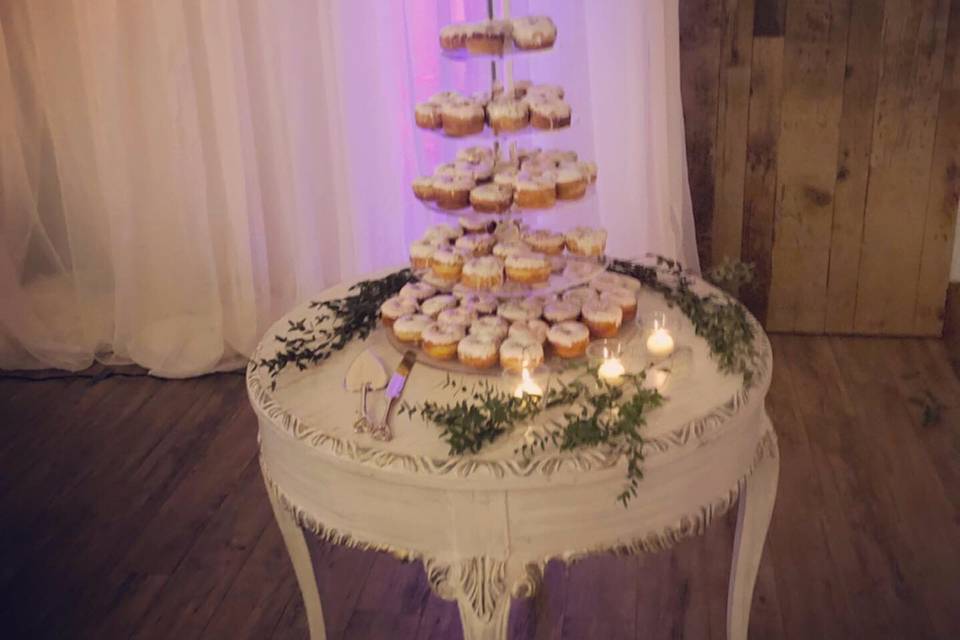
left=439, top=24, right=469, bottom=50
left=432, top=173, right=475, bottom=209
left=522, top=229, right=565, bottom=255
left=499, top=336, right=544, bottom=372
left=510, top=16, right=557, bottom=50
left=380, top=296, right=419, bottom=327
left=581, top=300, right=623, bottom=338
left=466, top=20, right=512, bottom=55
left=408, top=240, right=437, bottom=270
left=421, top=322, right=465, bottom=360
left=393, top=313, right=433, bottom=343
left=493, top=240, right=527, bottom=259
left=469, top=183, right=514, bottom=214
left=497, top=298, right=543, bottom=323
left=543, top=299, right=580, bottom=323
left=527, top=96, right=571, bottom=130
left=441, top=98, right=485, bottom=137
left=459, top=215, right=497, bottom=234
left=514, top=170, right=557, bottom=209
left=508, top=319, right=549, bottom=345
left=423, top=223, right=462, bottom=244
left=457, top=334, right=499, bottom=369
left=461, top=256, right=504, bottom=290
left=420, top=293, right=458, bottom=318
left=456, top=146, right=496, bottom=164
left=436, top=306, right=476, bottom=329
left=554, top=164, right=587, bottom=200
left=487, top=97, right=530, bottom=133
left=547, top=321, right=590, bottom=358
left=565, top=227, right=608, bottom=257
left=455, top=233, right=496, bottom=257
left=592, top=272, right=641, bottom=293
left=562, top=286, right=600, bottom=307
left=412, top=176, right=435, bottom=201
left=600, top=287, right=638, bottom=319
left=415, top=102, right=442, bottom=129
left=469, top=315, right=509, bottom=341
left=429, top=248, right=465, bottom=281
left=459, top=292, right=498, bottom=315
left=399, top=281, right=437, bottom=301
left=505, top=252, right=552, bottom=284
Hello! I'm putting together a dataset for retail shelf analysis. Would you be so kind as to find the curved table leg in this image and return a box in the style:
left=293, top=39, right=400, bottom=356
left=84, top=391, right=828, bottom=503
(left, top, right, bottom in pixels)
left=266, top=480, right=328, bottom=640
left=458, top=597, right=511, bottom=640
left=727, top=444, right=779, bottom=640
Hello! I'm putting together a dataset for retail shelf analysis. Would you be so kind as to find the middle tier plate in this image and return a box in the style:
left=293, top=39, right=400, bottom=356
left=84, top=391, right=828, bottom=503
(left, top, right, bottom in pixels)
left=418, top=185, right=595, bottom=218
left=415, top=254, right=607, bottom=299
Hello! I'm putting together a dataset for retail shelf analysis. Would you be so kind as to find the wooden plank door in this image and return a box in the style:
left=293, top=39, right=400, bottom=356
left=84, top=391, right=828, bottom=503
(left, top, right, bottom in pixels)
left=680, top=0, right=960, bottom=336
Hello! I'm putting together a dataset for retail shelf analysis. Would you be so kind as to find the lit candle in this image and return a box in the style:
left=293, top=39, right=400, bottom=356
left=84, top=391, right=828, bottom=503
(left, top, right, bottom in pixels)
left=597, top=357, right=626, bottom=385
left=646, top=328, right=675, bottom=358
left=649, top=369, right=670, bottom=390
left=514, top=368, right=543, bottom=398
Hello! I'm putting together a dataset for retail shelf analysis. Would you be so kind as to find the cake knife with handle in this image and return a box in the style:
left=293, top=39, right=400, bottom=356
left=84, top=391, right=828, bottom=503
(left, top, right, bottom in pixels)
left=371, top=350, right=416, bottom=441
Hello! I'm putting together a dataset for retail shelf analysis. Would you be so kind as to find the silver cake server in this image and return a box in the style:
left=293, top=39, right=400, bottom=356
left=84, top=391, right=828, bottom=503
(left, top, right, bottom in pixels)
left=371, top=350, right=416, bottom=441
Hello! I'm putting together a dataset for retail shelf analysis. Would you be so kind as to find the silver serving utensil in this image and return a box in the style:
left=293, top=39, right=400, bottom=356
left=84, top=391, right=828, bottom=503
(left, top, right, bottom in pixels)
left=370, top=350, right=417, bottom=441
left=352, top=382, right=373, bottom=433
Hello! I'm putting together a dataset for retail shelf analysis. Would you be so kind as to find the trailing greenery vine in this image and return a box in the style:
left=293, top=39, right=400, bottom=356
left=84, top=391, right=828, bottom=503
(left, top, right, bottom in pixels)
left=254, top=269, right=414, bottom=389
left=402, top=369, right=663, bottom=506
left=608, top=257, right=759, bottom=385
left=253, top=257, right=761, bottom=505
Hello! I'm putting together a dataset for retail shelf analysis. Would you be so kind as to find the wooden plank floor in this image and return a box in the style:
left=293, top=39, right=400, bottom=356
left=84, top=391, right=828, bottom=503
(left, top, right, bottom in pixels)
left=1, top=336, right=958, bottom=639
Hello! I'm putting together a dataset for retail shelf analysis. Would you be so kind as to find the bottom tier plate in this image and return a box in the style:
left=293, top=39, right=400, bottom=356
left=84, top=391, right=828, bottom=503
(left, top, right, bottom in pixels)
left=383, top=319, right=638, bottom=376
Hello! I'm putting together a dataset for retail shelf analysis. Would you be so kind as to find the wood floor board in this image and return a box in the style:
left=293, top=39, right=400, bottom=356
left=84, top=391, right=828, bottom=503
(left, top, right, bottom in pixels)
left=129, top=457, right=272, bottom=640
left=1, top=337, right=959, bottom=638
left=201, top=515, right=302, bottom=639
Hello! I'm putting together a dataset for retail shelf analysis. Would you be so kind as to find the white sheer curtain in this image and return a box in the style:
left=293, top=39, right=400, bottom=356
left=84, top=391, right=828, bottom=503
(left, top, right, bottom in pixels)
left=0, top=0, right=697, bottom=377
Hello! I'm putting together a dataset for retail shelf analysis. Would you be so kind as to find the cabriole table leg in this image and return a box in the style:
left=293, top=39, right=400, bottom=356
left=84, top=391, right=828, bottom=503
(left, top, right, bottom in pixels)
left=458, top=597, right=512, bottom=640
left=266, top=479, right=328, bottom=640
left=726, top=442, right=780, bottom=640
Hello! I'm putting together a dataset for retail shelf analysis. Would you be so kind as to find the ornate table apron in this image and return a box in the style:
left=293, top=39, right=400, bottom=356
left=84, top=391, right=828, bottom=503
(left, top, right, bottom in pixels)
left=252, top=373, right=778, bottom=640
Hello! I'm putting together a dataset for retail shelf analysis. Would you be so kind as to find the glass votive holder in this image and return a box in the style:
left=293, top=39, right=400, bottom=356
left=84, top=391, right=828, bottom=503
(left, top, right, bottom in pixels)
left=586, top=338, right=627, bottom=386
left=501, top=363, right=551, bottom=402
left=638, top=310, right=679, bottom=361
left=642, top=346, right=694, bottom=393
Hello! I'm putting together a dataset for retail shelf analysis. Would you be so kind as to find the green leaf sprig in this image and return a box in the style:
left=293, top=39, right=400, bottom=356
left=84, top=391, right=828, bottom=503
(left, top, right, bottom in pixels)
left=406, top=367, right=663, bottom=506
left=255, top=269, right=414, bottom=389
left=518, top=370, right=663, bottom=506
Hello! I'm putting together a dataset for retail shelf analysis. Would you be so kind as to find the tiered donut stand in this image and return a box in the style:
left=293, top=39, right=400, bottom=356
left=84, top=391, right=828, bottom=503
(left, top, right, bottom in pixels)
left=388, top=3, right=621, bottom=373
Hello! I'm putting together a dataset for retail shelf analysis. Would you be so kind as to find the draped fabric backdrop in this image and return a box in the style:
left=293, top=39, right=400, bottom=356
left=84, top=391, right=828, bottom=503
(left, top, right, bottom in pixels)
left=0, top=0, right=698, bottom=377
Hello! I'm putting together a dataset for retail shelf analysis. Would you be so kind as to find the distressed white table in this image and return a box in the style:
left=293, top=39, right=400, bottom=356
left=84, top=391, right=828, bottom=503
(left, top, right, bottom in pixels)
left=247, top=272, right=778, bottom=640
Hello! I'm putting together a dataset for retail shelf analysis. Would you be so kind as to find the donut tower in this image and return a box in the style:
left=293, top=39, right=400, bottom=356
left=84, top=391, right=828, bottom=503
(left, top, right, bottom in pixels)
left=381, top=2, right=637, bottom=373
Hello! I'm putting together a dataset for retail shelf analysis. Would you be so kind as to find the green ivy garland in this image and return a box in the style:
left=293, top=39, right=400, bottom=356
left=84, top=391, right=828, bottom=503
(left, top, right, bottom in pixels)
left=255, top=269, right=413, bottom=389
left=253, top=257, right=760, bottom=504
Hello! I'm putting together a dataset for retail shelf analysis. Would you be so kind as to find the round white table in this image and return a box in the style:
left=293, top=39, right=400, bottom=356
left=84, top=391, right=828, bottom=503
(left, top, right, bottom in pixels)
left=246, top=271, right=778, bottom=640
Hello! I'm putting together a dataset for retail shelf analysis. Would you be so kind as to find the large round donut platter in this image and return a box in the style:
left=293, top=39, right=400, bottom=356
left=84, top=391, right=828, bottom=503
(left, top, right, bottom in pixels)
left=379, top=271, right=643, bottom=375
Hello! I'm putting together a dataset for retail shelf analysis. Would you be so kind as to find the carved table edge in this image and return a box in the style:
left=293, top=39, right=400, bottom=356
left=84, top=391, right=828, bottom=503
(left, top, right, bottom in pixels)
left=260, top=427, right=778, bottom=621
left=248, top=325, right=772, bottom=480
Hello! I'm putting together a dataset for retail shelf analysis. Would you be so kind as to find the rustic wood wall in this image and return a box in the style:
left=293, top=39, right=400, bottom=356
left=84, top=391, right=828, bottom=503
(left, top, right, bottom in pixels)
left=679, top=0, right=960, bottom=336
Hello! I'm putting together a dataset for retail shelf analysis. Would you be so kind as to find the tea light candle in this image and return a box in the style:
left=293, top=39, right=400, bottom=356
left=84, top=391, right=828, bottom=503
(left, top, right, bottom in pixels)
left=514, top=368, right=544, bottom=398
left=597, top=357, right=626, bottom=385
left=646, top=328, right=675, bottom=358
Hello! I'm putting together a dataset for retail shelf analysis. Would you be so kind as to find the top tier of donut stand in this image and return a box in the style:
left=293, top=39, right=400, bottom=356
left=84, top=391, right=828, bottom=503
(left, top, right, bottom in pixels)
left=417, top=0, right=594, bottom=222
